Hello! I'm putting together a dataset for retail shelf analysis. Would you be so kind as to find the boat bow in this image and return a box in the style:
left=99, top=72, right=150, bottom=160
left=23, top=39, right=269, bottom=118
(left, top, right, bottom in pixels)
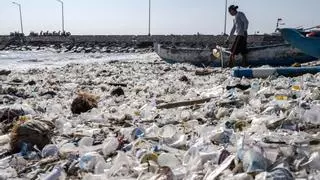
left=279, top=28, right=320, bottom=58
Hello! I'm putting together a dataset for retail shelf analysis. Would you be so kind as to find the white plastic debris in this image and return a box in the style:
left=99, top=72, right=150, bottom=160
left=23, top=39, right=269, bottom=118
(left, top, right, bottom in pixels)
left=1, top=51, right=320, bottom=179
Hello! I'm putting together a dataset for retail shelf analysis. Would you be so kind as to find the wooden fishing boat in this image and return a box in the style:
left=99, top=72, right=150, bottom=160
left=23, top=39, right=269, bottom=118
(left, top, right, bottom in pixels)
left=279, top=28, right=320, bottom=58
left=213, top=44, right=317, bottom=67
left=153, top=43, right=216, bottom=66
left=154, top=43, right=317, bottom=67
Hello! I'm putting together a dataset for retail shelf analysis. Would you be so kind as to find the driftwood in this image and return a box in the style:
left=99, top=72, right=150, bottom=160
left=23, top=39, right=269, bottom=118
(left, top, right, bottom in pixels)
left=18, top=157, right=60, bottom=175
left=156, top=97, right=213, bottom=109
left=108, top=60, right=165, bottom=65
left=107, top=82, right=127, bottom=87
left=1, top=82, right=23, bottom=86
left=195, top=69, right=214, bottom=76
left=156, top=97, right=244, bottom=109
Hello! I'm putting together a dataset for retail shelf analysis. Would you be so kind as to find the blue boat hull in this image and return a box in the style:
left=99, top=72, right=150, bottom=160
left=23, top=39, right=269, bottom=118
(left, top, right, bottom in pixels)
left=279, top=28, right=320, bottom=58
left=232, top=66, right=320, bottom=78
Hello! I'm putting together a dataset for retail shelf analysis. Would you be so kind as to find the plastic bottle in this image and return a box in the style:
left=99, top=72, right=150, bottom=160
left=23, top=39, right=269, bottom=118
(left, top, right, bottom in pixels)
left=159, top=124, right=177, bottom=139
left=19, top=142, right=30, bottom=157
left=42, top=144, right=59, bottom=158
left=63, top=122, right=73, bottom=135
left=204, top=101, right=216, bottom=118
left=151, top=95, right=157, bottom=108
left=242, top=149, right=268, bottom=173
left=228, top=88, right=237, bottom=100
left=122, top=143, right=133, bottom=152
left=311, top=87, right=320, bottom=100
left=132, top=109, right=140, bottom=124
left=158, top=153, right=180, bottom=169
left=78, top=137, right=94, bottom=147
left=42, top=166, right=63, bottom=180
left=0, top=134, right=10, bottom=146
left=250, top=80, right=260, bottom=98
left=79, top=152, right=105, bottom=172
left=302, top=152, right=320, bottom=170
left=102, top=137, right=119, bottom=157
left=94, top=160, right=108, bottom=174
left=59, top=143, right=78, bottom=157
left=145, top=123, right=160, bottom=138
left=291, top=79, right=302, bottom=99
left=18, top=142, right=38, bottom=160
left=291, top=84, right=301, bottom=91
left=54, top=118, right=65, bottom=134
left=182, top=146, right=202, bottom=171
left=141, top=96, right=157, bottom=121
left=221, top=128, right=234, bottom=148
left=131, top=127, right=145, bottom=140
left=275, top=94, right=288, bottom=101
left=82, top=173, right=106, bottom=180
left=180, top=110, right=192, bottom=121
left=107, top=151, right=131, bottom=177
left=303, top=105, right=320, bottom=125
left=9, top=155, right=28, bottom=170
left=265, top=168, right=294, bottom=180
left=138, top=151, right=158, bottom=164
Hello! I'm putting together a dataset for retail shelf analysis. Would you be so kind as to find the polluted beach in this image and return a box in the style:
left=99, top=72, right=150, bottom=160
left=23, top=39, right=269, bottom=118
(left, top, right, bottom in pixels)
left=1, top=0, right=320, bottom=180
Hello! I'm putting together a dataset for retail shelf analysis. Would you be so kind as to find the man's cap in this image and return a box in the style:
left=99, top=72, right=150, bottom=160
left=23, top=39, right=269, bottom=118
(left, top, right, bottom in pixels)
left=228, top=5, right=239, bottom=11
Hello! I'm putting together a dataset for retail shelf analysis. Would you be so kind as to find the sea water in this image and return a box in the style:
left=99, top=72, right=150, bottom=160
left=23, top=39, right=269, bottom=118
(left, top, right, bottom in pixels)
left=0, top=50, right=151, bottom=70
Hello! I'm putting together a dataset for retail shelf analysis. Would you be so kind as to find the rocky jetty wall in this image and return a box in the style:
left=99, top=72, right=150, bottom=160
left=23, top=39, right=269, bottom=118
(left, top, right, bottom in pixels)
left=0, top=34, right=284, bottom=52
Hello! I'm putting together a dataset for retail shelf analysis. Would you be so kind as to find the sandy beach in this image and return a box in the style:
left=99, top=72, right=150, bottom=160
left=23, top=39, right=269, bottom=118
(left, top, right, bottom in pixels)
left=1, top=50, right=320, bottom=179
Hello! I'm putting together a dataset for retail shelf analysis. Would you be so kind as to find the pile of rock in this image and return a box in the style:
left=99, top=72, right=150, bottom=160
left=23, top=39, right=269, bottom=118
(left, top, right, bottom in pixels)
left=3, top=43, right=154, bottom=54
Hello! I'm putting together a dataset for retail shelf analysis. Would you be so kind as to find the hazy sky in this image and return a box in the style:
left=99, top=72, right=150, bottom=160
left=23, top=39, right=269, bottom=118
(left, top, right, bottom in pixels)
left=0, top=0, right=319, bottom=35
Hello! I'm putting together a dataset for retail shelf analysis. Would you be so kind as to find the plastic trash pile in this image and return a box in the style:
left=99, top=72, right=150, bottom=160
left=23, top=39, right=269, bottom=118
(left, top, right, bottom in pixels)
left=1, top=53, right=320, bottom=179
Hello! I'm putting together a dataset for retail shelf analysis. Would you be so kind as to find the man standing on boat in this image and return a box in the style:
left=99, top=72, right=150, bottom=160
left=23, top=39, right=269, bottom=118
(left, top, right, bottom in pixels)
left=225, top=5, right=249, bottom=67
